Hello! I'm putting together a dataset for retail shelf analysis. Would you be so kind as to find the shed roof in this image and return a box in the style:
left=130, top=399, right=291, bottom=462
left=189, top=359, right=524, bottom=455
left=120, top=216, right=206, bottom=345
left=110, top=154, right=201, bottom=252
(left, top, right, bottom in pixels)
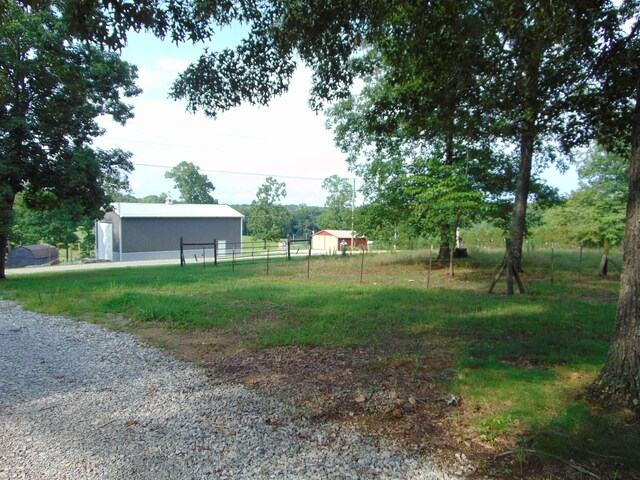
left=12, top=244, right=59, bottom=259
left=314, top=230, right=364, bottom=238
left=111, top=203, right=244, bottom=219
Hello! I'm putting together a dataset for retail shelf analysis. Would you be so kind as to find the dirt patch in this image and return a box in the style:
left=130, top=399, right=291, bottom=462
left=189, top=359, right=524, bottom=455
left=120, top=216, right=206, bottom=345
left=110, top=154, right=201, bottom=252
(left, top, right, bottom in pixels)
left=129, top=325, right=244, bottom=363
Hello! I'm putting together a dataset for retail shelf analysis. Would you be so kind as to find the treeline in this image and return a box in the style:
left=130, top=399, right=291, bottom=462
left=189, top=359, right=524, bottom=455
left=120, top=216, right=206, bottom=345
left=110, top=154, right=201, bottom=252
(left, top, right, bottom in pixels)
left=232, top=204, right=325, bottom=239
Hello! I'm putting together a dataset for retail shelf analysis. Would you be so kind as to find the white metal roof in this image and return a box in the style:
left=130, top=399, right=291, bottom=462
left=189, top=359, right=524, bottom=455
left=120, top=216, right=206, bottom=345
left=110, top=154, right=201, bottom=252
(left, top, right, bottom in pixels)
left=111, top=203, right=244, bottom=219
left=314, top=230, right=361, bottom=238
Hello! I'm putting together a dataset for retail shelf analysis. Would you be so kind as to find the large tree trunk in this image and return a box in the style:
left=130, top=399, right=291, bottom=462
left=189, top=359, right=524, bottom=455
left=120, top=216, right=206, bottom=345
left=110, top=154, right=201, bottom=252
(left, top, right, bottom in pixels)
left=510, top=130, right=535, bottom=272
left=591, top=92, right=640, bottom=414
left=0, top=231, right=7, bottom=280
left=0, top=191, right=15, bottom=280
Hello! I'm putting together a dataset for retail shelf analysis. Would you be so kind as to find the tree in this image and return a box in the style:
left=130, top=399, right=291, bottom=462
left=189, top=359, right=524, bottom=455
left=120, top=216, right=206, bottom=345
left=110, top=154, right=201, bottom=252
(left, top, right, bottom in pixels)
left=11, top=193, right=80, bottom=246
left=317, top=175, right=353, bottom=230
left=588, top=2, right=640, bottom=414
left=0, top=1, right=139, bottom=279
left=405, top=159, right=485, bottom=275
left=247, top=177, right=288, bottom=247
left=321, top=0, right=595, bottom=268
left=475, top=1, right=606, bottom=271
left=111, top=192, right=170, bottom=203
left=286, top=204, right=323, bottom=238
left=356, top=202, right=416, bottom=250
left=540, top=146, right=628, bottom=250
left=165, top=161, right=217, bottom=204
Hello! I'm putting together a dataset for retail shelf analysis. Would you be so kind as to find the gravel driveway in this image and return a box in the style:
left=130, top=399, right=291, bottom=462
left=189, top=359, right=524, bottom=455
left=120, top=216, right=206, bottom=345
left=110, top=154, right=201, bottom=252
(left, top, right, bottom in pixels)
left=0, top=300, right=458, bottom=479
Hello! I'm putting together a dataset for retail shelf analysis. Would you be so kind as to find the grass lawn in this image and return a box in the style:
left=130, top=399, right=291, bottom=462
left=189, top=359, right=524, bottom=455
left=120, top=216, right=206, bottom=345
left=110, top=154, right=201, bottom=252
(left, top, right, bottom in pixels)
left=1, top=247, right=637, bottom=479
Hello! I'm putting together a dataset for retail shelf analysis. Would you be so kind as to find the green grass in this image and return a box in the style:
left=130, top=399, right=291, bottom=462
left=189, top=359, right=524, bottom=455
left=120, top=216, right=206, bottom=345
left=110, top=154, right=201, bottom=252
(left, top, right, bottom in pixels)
left=1, top=247, right=637, bottom=477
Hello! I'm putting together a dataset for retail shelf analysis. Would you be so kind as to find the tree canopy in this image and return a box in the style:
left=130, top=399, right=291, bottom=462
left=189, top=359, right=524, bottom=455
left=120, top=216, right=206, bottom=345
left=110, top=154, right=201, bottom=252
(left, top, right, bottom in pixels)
left=541, top=146, right=628, bottom=248
left=10, top=193, right=86, bottom=248
left=165, top=161, right=217, bottom=204
left=247, top=177, right=288, bottom=246
left=317, top=175, right=353, bottom=230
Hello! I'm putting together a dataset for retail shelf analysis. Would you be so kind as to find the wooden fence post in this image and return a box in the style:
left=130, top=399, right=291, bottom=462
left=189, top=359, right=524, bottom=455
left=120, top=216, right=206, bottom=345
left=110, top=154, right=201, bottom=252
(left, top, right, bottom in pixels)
left=214, top=239, right=218, bottom=266
left=180, top=236, right=185, bottom=266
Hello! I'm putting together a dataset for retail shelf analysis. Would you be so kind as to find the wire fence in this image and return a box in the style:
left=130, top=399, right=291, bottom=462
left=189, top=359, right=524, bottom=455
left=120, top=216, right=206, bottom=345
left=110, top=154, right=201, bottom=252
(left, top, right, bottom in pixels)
left=178, top=236, right=622, bottom=292
left=179, top=237, right=312, bottom=275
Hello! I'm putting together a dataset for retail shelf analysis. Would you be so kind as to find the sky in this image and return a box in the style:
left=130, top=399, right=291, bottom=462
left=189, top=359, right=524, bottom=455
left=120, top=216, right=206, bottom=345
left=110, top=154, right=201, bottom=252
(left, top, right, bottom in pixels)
left=95, top=30, right=579, bottom=207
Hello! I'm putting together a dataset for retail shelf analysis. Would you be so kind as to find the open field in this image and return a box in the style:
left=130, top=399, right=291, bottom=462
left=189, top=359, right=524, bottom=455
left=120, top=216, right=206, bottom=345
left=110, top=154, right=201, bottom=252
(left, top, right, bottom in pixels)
left=1, top=248, right=637, bottom=479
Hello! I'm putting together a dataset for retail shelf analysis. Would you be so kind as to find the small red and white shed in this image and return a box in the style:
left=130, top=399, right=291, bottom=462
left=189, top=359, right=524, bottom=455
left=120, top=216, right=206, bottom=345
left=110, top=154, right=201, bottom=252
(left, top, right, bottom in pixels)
left=311, top=230, right=368, bottom=252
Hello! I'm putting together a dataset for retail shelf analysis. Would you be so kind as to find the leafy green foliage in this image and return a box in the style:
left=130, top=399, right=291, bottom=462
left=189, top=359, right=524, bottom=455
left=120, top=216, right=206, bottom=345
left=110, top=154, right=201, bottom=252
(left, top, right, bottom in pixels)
left=406, top=159, right=484, bottom=245
left=317, top=175, right=353, bottom=230
left=537, top=146, right=628, bottom=248
left=285, top=204, right=323, bottom=238
left=165, top=161, right=217, bottom=204
left=10, top=193, right=87, bottom=248
left=247, top=177, right=288, bottom=245
left=112, top=192, right=170, bottom=203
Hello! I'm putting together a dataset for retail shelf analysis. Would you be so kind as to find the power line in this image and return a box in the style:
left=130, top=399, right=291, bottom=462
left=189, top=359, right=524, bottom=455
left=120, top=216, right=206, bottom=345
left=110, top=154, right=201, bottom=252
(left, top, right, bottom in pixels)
left=105, top=131, right=275, bottom=148
left=133, top=162, right=328, bottom=182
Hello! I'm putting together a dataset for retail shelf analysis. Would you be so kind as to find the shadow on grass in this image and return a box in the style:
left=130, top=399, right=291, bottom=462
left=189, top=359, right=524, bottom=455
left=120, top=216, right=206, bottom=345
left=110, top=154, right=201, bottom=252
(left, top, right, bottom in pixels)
left=530, top=403, right=640, bottom=477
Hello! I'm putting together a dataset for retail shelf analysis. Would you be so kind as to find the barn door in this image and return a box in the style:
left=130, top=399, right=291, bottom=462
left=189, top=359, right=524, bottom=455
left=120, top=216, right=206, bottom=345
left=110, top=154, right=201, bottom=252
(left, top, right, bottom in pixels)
left=96, top=222, right=113, bottom=260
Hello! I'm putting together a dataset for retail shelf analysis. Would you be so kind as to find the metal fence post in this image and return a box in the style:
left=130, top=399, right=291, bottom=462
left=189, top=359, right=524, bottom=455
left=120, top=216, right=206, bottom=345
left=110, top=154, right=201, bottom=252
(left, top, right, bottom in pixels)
left=578, top=242, right=583, bottom=278
left=551, top=242, right=556, bottom=284
left=427, top=244, right=433, bottom=289
left=307, top=238, right=311, bottom=279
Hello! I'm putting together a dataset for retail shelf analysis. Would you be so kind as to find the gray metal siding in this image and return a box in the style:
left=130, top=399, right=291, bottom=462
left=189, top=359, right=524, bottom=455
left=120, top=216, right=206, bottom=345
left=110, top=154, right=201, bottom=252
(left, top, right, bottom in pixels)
left=121, top=217, right=241, bottom=253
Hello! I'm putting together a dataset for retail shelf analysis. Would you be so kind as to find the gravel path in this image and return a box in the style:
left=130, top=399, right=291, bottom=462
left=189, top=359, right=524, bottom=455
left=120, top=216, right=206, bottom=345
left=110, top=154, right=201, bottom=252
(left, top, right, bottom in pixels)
left=0, top=300, right=459, bottom=480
